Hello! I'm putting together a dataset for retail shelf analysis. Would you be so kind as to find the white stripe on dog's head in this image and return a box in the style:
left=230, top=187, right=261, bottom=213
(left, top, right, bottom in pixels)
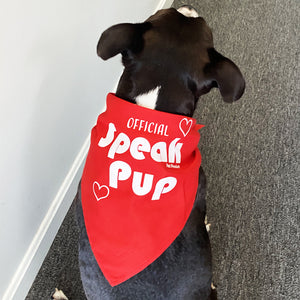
left=177, top=6, right=199, bottom=18
left=135, top=86, right=161, bottom=110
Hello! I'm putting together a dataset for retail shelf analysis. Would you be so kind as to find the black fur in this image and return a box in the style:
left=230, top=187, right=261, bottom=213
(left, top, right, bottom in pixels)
left=76, top=7, right=244, bottom=299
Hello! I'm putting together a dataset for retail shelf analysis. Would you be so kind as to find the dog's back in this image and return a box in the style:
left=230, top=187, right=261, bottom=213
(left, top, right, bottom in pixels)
left=76, top=167, right=212, bottom=299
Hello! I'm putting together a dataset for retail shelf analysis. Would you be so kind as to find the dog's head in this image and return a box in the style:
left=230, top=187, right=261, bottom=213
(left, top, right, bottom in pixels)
left=97, top=7, right=245, bottom=116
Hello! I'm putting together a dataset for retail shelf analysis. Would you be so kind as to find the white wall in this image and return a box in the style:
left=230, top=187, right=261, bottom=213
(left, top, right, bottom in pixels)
left=0, top=1, right=172, bottom=299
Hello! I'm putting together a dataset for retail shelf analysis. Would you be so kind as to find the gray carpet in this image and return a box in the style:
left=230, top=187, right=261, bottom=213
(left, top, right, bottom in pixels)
left=26, top=202, right=87, bottom=300
left=27, top=1, right=299, bottom=299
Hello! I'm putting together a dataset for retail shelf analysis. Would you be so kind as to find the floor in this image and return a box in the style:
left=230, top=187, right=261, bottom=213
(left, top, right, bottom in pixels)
left=27, top=1, right=299, bottom=299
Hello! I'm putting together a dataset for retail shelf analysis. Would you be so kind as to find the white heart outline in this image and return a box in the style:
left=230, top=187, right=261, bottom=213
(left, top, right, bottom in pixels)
left=179, top=118, right=193, bottom=137
left=93, top=181, right=110, bottom=201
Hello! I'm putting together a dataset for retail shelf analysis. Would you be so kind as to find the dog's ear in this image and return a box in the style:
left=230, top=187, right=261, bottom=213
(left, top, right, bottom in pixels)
left=204, top=48, right=245, bottom=102
left=97, top=22, right=151, bottom=60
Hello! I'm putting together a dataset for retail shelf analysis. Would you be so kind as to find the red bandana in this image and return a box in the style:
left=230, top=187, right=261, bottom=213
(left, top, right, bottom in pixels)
left=81, top=93, right=204, bottom=286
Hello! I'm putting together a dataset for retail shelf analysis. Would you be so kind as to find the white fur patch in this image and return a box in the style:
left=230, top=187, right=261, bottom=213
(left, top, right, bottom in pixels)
left=135, top=86, right=161, bottom=110
left=52, top=288, right=68, bottom=300
left=204, top=215, right=211, bottom=232
left=177, top=7, right=199, bottom=18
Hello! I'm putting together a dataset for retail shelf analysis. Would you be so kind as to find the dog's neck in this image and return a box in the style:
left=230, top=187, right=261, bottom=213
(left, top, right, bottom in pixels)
left=115, top=72, right=197, bottom=117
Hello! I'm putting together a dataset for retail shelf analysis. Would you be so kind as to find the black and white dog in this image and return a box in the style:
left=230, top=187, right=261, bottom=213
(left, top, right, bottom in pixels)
left=74, top=6, right=245, bottom=300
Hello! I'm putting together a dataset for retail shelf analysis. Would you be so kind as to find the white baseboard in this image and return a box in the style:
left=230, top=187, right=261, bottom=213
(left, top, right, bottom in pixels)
left=3, top=135, right=90, bottom=300
left=158, top=0, right=174, bottom=9
left=3, top=1, right=172, bottom=299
